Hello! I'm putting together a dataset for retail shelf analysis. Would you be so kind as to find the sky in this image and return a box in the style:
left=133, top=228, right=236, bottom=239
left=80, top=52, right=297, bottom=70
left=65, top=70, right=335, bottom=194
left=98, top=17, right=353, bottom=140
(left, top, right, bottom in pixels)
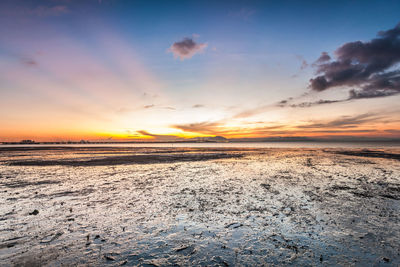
left=0, top=0, right=399, bottom=142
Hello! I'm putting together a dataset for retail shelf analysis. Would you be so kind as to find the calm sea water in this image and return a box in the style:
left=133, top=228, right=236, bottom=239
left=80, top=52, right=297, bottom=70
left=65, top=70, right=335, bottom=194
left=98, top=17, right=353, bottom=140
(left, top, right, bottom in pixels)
left=1, top=141, right=400, bottom=149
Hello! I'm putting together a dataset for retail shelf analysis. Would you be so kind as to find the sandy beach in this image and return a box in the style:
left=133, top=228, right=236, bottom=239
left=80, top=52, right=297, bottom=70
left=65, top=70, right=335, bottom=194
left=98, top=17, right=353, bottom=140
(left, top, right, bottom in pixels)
left=0, top=146, right=399, bottom=266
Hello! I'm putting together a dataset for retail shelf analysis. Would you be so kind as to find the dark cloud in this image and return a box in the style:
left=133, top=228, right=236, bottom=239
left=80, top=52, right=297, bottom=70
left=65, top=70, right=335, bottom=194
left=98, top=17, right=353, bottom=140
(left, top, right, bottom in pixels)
left=276, top=97, right=294, bottom=107
left=168, top=38, right=208, bottom=60
left=289, top=99, right=343, bottom=108
left=277, top=96, right=342, bottom=109
left=309, top=23, right=400, bottom=99
left=275, top=94, right=353, bottom=108
left=143, top=104, right=155, bottom=109
left=348, top=70, right=400, bottom=99
left=276, top=100, right=288, bottom=107
left=315, top=52, right=331, bottom=64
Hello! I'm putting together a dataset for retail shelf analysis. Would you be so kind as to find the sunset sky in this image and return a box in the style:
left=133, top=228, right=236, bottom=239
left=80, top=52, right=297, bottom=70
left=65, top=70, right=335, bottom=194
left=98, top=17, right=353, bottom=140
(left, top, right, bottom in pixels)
left=1, top=0, right=400, bottom=141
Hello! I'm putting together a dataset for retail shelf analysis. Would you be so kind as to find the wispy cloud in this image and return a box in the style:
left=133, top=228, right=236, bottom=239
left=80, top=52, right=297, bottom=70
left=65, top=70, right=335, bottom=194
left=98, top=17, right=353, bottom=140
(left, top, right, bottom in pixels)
left=233, top=105, right=274, bottom=118
left=286, top=99, right=346, bottom=108
left=172, top=122, right=222, bottom=135
left=297, top=113, right=380, bottom=129
left=296, top=55, right=308, bottom=70
left=29, top=5, right=69, bottom=16
left=20, top=57, right=37, bottom=67
left=170, top=112, right=390, bottom=138
left=135, top=130, right=181, bottom=141
left=143, top=104, right=155, bottom=109
left=192, top=104, right=205, bottom=108
left=0, top=3, right=69, bottom=18
left=162, top=106, right=176, bottom=110
left=168, top=38, right=208, bottom=60
left=143, top=104, right=175, bottom=110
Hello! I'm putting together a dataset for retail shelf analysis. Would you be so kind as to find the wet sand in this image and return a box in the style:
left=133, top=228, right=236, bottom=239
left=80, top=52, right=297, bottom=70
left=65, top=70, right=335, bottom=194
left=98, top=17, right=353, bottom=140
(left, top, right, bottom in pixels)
left=0, top=147, right=399, bottom=266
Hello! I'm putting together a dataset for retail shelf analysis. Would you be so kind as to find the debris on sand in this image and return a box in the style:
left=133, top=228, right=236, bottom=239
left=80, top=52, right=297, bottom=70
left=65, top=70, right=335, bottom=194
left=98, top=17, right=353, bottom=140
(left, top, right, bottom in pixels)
left=260, top=183, right=271, bottom=190
left=40, top=232, right=63, bottom=244
left=175, top=246, right=190, bottom=252
left=330, top=185, right=353, bottom=191
left=175, top=244, right=196, bottom=255
left=225, top=222, right=243, bottom=229
left=28, top=209, right=39, bottom=215
left=261, top=183, right=280, bottom=194
left=211, top=256, right=230, bottom=266
left=332, top=150, right=400, bottom=161
left=104, top=255, right=116, bottom=261
left=85, top=234, right=91, bottom=246
left=0, top=237, right=23, bottom=249
left=305, top=158, right=313, bottom=167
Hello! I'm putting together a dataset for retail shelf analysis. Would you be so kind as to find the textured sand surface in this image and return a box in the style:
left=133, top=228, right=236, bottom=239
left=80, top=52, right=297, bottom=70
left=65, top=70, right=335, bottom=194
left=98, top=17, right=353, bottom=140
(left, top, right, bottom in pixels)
left=1, top=147, right=399, bottom=266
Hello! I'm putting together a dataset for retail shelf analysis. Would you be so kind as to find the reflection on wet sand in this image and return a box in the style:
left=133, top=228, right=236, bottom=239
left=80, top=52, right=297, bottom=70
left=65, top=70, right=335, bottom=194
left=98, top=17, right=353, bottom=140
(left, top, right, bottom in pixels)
left=0, top=147, right=399, bottom=266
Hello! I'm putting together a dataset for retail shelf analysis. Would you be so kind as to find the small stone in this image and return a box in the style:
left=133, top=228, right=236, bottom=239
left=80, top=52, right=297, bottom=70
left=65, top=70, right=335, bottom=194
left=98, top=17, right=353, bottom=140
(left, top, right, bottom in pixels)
left=105, top=255, right=116, bottom=261
left=260, top=183, right=271, bottom=190
left=29, top=209, right=39, bottom=215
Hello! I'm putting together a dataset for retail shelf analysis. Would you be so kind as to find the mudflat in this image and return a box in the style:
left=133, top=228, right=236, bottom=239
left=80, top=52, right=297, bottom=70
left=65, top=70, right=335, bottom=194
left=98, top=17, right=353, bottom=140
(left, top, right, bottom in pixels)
left=0, top=147, right=399, bottom=266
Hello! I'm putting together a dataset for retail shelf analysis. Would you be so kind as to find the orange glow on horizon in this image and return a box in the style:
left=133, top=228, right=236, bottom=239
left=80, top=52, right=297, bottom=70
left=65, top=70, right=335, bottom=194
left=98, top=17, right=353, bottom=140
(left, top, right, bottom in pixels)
left=2, top=122, right=398, bottom=142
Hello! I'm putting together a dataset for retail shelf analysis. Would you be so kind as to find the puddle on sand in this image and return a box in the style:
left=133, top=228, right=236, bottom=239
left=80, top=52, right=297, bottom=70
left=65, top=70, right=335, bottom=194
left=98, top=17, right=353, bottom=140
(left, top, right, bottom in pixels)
left=0, top=147, right=399, bottom=266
